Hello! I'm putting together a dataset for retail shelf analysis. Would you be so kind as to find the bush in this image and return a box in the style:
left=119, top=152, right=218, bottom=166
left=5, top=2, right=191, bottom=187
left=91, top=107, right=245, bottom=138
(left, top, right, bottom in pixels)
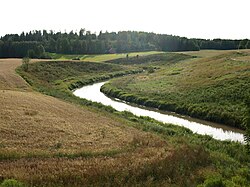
left=0, top=179, right=25, bottom=187
left=232, top=175, right=248, bottom=186
left=147, top=67, right=155, bottom=73
left=22, top=57, right=30, bottom=72
left=200, top=177, right=226, bottom=187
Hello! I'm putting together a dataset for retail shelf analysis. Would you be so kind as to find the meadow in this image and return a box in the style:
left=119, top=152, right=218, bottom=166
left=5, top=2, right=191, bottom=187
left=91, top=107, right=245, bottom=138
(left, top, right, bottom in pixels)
left=0, top=51, right=249, bottom=186
left=46, top=51, right=163, bottom=62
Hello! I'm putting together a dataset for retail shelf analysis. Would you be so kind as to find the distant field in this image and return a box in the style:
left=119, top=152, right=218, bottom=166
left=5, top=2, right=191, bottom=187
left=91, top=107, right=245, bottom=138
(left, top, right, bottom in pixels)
left=176, top=49, right=235, bottom=58
left=47, top=51, right=164, bottom=62
left=176, top=49, right=250, bottom=58
left=102, top=50, right=250, bottom=129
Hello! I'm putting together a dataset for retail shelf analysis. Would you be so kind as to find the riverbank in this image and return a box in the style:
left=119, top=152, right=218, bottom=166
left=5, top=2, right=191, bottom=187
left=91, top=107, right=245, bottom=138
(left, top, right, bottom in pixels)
left=75, top=81, right=244, bottom=142
left=103, top=50, right=250, bottom=130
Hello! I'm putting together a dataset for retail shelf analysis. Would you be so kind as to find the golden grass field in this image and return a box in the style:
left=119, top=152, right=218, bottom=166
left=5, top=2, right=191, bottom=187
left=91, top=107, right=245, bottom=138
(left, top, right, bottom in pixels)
left=0, top=58, right=170, bottom=186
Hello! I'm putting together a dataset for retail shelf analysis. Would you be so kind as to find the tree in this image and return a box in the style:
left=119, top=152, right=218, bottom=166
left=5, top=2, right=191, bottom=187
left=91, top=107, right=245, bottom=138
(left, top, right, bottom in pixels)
left=98, top=30, right=103, bottom=40
left=79, top=28, right=85, bottom=39
left=0, top=40, right=3, bottom=57
left=48, top=37, right=57, bottom=52
left=238, top=39, right=248, bottom=49
left=22, top=57, right=30, bottom=72
left=28, top=49, right=35, bottom=58
left=246, top=41, right=250, bottom=49
left=34, top=44, right=45, bottom=58
left=2, top=29, right=250, bottom=56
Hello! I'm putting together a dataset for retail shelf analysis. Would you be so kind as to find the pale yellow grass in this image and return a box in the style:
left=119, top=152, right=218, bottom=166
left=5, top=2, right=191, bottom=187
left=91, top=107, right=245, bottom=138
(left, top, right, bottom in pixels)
left=0, top=58, right=168, bottom=185
left=0, top=145, right=169, bottom=185
left=177, top=49, right=250, bottom=58
left=0, top=90, right=154, bottom=154
left=0, top=59, right=31, bottom=91
left=0, top=59, right=165, bottom=154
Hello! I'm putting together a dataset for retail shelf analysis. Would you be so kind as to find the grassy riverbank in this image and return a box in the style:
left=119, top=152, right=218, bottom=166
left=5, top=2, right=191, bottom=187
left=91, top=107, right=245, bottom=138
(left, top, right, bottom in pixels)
left=103, top=50, right=250, bottom=129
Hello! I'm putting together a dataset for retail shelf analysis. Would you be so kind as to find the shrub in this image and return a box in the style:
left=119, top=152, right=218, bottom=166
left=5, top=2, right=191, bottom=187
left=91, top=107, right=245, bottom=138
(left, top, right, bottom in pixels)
left=147, top=67, right=155, bottom=73
left=22, top=57, right=30, bottom=72
left=232, top=175, right=248, bottom=186
left=0, top=179, right=25, bottom=187
left=200, top=177, right=226, bottom=187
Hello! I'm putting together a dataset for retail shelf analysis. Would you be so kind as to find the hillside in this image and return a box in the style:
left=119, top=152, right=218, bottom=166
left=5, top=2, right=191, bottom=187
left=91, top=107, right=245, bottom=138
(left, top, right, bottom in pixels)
left=102, top=50, right=250, bottom=129
left=0, top=59, right=169, bottom=186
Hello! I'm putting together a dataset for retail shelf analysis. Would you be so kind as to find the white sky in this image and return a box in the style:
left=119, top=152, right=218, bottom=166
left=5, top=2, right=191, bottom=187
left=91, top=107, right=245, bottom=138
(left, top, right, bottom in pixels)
left=1, top=0, right=249, bottom=39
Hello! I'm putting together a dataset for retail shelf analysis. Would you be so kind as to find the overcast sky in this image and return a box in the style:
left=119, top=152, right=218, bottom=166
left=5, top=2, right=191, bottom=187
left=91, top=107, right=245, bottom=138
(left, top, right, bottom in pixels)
left=1, top=0, right=249, bottom=39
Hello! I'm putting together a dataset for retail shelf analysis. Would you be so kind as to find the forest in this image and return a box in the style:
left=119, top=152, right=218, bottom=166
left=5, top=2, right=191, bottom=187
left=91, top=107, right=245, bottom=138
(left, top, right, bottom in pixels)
left=0, top=29, right=250, bottom=58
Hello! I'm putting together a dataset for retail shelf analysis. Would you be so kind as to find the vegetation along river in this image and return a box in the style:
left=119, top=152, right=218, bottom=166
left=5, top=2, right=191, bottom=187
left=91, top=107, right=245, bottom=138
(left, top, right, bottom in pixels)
left=73, top=81, right=245, bottom=143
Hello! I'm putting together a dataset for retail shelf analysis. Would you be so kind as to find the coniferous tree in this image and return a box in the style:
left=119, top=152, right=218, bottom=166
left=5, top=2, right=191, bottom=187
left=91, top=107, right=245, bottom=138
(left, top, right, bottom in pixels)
left=0, top=40, right=3, bottom=57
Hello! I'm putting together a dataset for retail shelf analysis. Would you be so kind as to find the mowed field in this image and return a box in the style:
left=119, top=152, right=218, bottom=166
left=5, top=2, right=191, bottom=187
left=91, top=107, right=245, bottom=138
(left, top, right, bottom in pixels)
left=0, top=59, right=169, bottom=186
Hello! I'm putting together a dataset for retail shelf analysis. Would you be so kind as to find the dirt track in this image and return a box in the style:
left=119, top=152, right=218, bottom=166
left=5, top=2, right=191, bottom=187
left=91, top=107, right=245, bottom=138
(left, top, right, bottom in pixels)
left=0, top=59, right=31, bottom=91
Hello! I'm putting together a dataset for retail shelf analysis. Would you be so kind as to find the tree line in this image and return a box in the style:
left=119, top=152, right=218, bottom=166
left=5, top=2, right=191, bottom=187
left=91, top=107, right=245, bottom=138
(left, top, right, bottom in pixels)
left=0, top=29, right=249, bottom=58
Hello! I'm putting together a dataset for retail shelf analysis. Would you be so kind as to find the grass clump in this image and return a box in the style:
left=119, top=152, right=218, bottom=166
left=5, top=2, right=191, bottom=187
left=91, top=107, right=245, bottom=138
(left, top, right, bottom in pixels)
left=0, top=179, right=25, bottom=187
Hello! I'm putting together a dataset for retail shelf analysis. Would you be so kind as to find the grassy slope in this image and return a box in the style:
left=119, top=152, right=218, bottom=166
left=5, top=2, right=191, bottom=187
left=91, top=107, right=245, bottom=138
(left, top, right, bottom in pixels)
left=0, top=59, right=168, bottom=186
left=1, top=52, right=249, bottom=186
left=47, top=51, right=164, bottom=62
left=102, top=50, right=250, bottom=129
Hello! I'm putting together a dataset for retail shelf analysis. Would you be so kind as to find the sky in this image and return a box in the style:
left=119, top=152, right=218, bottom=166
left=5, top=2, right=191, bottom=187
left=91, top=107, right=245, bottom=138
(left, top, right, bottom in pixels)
left=1, top=0, right=250, bottom=39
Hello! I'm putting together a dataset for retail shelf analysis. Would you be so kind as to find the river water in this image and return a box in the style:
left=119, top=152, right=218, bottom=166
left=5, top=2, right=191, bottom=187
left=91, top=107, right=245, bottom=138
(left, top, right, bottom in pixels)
left=73, top=81, right=245, bottom=143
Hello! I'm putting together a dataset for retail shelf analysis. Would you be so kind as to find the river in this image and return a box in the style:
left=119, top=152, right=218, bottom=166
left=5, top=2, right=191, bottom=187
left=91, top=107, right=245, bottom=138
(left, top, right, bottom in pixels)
left=73, top=81, right=245, bottom=143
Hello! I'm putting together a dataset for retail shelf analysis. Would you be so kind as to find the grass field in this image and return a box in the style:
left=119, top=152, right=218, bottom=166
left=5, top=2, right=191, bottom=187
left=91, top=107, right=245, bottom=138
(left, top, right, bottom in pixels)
left=102, top=50, right=250, bottom=129
left=47, top=51, right=164, bottom=62
left=0, top=58, right=169, bottom=186
left=1, top=51, right=250, bottom=186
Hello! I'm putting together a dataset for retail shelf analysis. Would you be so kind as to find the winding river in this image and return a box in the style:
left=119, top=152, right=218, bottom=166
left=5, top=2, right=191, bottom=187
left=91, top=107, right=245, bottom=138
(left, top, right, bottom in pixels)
left=73, top=81, right=245, bottom=143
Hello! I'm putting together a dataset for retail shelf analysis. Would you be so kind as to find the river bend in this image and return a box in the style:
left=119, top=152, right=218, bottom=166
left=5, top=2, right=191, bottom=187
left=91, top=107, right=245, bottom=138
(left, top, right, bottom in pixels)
left=73, top=82, right=244, bottom=143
